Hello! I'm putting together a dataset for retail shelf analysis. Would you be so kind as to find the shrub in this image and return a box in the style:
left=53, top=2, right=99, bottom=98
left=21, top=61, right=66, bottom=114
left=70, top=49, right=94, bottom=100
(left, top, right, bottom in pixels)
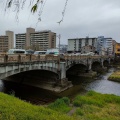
left=62, top=97, right=70, bottom=105
left=48, top=97, right=71, bottom=113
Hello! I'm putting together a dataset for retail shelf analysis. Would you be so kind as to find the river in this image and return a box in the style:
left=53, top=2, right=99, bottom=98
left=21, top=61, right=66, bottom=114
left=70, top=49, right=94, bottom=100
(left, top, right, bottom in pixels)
left=0, top=68, right=120, bottom=104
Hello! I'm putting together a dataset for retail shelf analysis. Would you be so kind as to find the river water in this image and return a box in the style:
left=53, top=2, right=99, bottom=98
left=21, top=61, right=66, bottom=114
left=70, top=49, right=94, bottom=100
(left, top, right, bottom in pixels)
left=83, top=68, right=120, bottom=96
left=0, top=68, right=120, bottom=104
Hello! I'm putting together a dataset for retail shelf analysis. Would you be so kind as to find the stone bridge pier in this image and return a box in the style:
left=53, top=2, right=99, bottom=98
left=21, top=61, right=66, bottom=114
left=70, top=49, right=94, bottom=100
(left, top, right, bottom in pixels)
left=55, top=62, right=72, bottom=91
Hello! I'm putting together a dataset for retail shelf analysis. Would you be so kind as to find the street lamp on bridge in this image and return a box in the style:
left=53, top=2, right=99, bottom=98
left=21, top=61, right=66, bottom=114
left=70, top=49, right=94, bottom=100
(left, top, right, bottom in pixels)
left=56, top=34, right=61, bottom=55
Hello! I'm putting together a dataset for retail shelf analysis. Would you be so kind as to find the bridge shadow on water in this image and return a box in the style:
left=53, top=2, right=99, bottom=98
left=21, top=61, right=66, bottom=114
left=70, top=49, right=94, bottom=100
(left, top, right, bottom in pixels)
left=0, top=74, right=90, bottom=105
left=1, top=80, right=59, bottom=105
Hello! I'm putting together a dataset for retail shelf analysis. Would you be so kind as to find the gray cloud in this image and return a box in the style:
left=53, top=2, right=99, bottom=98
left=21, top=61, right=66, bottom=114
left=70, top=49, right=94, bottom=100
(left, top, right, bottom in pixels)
left=0, top=0, right=120, bottom=45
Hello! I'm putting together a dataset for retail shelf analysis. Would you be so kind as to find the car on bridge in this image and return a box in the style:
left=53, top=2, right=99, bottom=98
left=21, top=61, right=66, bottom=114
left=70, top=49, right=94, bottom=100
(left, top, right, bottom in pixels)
left=26, top=50, right=34, bottom=55
left=46, top=49, right=59, bottom=55
left=34, top=51, right=46, bottom=55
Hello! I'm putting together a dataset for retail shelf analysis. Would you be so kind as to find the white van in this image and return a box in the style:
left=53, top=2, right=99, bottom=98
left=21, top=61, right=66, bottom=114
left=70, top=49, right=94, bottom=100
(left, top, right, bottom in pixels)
left=7, top=49, right=26, bottom=54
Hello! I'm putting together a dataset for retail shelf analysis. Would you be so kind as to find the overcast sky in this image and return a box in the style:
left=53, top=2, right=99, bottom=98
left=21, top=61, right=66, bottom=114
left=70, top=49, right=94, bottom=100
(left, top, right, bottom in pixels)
left=0, top=0, right=120, bottom=45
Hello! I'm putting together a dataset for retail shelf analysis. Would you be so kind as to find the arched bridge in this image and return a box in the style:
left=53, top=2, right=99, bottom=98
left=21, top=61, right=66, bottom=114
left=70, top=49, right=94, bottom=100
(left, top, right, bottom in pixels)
left=0, top=54, right=114, bottom=92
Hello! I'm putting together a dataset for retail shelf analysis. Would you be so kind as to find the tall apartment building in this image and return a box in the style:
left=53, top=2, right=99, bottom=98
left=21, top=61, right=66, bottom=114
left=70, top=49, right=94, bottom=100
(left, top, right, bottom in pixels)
left=106, top=38, right=113, bottom=55
left=30, top=30, right=56, bottom=51
left=67, top=37, right=97, bottom=53
left=15, top=28, right=56, bottom=51
left=96, top=36, right=113, bottom=55
left=26, top=28, right=35, bottom=48
left=0, top=31, right=14, bottom=53
left=16, top=33, right=26, bottom=49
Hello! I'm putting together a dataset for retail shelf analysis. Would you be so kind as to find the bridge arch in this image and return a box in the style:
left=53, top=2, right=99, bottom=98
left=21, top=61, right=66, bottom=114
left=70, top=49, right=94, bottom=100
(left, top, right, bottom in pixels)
left=91, top=61, right=102, bottom=72
left=103, top=60, right=109, bottom=67
left=66, top=63, right=87, bottom=76
left=0, top=63, right=59, bottom=80
left=2, top=69, right=61, bottom=91
left=4, top=70, right=59, bottom=84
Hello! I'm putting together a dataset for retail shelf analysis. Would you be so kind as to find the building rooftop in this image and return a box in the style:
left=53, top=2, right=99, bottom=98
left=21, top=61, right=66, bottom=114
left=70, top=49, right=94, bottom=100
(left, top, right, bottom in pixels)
left=68, top=37, right=97, bottom=40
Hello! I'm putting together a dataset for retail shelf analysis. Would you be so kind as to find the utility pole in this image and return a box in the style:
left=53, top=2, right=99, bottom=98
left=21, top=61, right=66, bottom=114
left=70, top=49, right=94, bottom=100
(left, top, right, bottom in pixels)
left=58, top=34, right=61, bottom=55
left=56, top=34, right=61, bottom=55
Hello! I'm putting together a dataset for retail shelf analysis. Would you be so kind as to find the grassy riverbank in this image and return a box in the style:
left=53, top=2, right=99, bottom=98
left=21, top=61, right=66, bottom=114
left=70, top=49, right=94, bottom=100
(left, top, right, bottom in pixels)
left=72, top=91, right=120, bottom=120
left=108, top=71, right=120, bottom=82
left=0, top=92, right=73, bottom=120
left=0, top=91, right=120, bottom=120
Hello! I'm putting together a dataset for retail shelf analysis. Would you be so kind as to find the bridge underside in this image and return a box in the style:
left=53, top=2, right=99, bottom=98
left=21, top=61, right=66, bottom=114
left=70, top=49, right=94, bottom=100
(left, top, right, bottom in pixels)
left=91, top=61, right=101, bottom=72
left=103, top=60, right=109, bottom=67
left=2, top=70, right=72, bottom=92
left=91, top=61, right=107, bottom=73
left=66, top=64, right=88, bottom=76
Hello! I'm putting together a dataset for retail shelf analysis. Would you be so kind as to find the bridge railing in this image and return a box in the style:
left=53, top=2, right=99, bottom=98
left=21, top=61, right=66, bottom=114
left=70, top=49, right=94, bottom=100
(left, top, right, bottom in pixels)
left=0, top=54, right=60, bottom=63
left=64, top=54, right=114, bottom=61
left=0, top=54, right=114, bottom=64
left=64, top=55, right=89, bottom=60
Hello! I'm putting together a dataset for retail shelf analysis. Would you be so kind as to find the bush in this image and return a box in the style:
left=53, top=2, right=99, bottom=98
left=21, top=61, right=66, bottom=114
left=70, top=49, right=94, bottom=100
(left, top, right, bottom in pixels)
left=62, top=97, right=70, bottom=105
left=48, top=97, right=71, bottom=113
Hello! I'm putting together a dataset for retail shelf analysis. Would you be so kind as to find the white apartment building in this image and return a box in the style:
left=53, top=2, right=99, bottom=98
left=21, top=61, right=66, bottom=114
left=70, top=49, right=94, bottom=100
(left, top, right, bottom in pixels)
left=68, top=37, right=97, bottom=53
left=15, top=28, right=56, bottom=51
left=96, top=36, right=113, bottom=55
left=106, top=38, right=113, bottom=55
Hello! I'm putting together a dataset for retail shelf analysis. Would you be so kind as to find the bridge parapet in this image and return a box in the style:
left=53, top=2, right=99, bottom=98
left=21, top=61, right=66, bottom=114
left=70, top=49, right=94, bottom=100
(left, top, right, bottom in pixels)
left=64, top=55, right=88, bottom=61
left=0, top=54, right=114, bottom=64
left=64, top=55, right=113, bottom=61
left=0, top=54, right=60, bottom=63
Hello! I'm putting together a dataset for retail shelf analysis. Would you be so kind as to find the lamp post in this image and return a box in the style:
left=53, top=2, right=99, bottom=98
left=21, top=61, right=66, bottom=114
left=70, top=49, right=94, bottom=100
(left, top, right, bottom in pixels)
left=56, top=34, right=61, bottom=55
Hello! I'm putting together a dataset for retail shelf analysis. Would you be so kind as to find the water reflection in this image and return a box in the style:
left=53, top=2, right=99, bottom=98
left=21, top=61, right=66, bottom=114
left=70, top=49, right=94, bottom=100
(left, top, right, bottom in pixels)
left=86, top=79, right=120, bottom=96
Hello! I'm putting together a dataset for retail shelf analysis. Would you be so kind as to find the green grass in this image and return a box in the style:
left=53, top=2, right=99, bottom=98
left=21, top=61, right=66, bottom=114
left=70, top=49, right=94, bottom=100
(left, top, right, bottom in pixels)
left=0, top=91, right=120, bottom=120
left=48, top=97, right=71, bottom=113
left=108, top=71, right=120, bottom=82
left=0, top=92, right=74, bottom=120
left=73, top=91, right=120, bottom=120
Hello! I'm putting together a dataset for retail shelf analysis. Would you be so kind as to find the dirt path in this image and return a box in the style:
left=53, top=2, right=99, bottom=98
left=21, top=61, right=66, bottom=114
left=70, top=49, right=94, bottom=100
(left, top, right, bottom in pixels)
left=67, top=107, right=77, bottom=116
